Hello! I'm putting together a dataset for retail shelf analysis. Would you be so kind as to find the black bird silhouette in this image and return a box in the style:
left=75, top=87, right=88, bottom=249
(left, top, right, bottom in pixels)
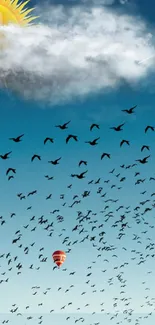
left=79, top=160, right=87, bottom=167
left=55, top=121, right=70, bottom=129
left=44, top=137, right=54, bottom=144
left=0, top=151, right=12, bottom=159
left=48, top=157, right=61, bottom=165
left=27, top=190, right=37, bottom=197
left=66, top=135, right=78, bottom=144
left=110, top=123, right=125, bottom=131
left=46, top=194, right=52, bottom=200
left=122, top=105, right=137, bottom=114
left=120, top=140, right=130, bottom=147
left=71, top=171, right=88, bottom=179
left=9, top=134, right=24, bottom=142
left=45, top=175, right=54, bottom=180
left=90, top=123, right=100, bottom=131
left=101, top=153, right=111, bottom=160
left=136, top=156, right=150, bottom=164
left=6, top=168, right=16, bottom=175
left=31, top=155, right=41, bottom=162
left=141, top=145, right=150, bottom=152
left=109, top=168, right=115, bottom=174
left=85, top=137, right=100, bottom=145
left=8, top=175, right=14, bottom=181
left=145, top=125, right=154, bottom=133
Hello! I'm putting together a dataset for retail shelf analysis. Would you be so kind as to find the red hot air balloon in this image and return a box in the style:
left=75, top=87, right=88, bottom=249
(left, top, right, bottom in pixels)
left=52, top=250, right=66, bottom=268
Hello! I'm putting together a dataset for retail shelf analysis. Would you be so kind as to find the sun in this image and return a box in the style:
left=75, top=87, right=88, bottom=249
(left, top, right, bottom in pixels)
left=0, top=0, right=38, bottom=26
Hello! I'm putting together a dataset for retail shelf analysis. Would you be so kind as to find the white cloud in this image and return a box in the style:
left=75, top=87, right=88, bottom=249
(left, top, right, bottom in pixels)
left=119, top=0, right=128, bottom=4
left=81, top=0, right=115, bottom=6
left=0, top=5, right=155, bottom=105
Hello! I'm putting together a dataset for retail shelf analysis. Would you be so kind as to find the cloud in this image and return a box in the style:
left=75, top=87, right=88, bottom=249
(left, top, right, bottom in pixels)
left=0, top=5, right=155, bottom=105
left=119, top=0, right=128, bottom=4
left=81, top=0, right=115, bottom=6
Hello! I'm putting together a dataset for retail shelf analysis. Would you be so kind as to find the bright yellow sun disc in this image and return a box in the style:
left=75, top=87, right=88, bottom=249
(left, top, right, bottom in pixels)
left=0, top=5, right=18, bottom=24
left=0, top=0, right=38, bottom=26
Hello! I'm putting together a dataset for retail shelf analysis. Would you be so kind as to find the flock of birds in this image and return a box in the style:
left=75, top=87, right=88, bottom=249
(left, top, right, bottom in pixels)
left=1, top=104, right=155, bottom=325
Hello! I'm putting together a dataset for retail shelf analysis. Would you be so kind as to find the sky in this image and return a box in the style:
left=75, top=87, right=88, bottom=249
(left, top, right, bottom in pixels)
left=0, top=0, right=155, bottom=324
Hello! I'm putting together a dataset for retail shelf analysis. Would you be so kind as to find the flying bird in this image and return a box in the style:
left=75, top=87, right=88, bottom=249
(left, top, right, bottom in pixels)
left=110, top=123, right=125, bottom=131
left=6, top=168, right=16, bottom=175
left=136, top=156, right=150, bottom=164
left=85, top=137, right=100, bottom=145
left=120, top=140, right=130, bottom=147
left=145, top=125, right=154, bottom=133
left=27, top=190, right=37, bottom=197
left=44, top=137, right=54, bottom=144
left=8, top=175, right=14, bottom=181
left=0, top=152, right=12, bottom=159
left=101, top=153, right=111, bottom=159
left=55, top=121, right=71, bottom=129
left=79, top=160, right=87, bottom=167
left=141, top=145, right=150, bottom=152
left=31, top=154, right=41, bottom=162
left=90, top=123, right=100, bottom=131
left=71, top=171, right=88, bottom=179
left=122, top=105, right=137, bottom=114
left=48, top=158, right=61, bottom=165
left=9, top=134, right=24, bottom=142
left=66, top=135, right=78, bottom=144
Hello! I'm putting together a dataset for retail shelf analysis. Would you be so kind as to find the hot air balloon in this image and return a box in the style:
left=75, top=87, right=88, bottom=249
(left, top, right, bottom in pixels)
left=52, top=250, right=66, bottom=268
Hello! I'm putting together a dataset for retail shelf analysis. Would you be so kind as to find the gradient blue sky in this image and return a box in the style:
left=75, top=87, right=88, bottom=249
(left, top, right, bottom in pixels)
left=0, top=0, right=155, bottom=324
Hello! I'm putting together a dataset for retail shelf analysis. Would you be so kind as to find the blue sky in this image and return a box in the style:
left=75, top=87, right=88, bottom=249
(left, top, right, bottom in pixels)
left=0, top=0, right=155, bottom=324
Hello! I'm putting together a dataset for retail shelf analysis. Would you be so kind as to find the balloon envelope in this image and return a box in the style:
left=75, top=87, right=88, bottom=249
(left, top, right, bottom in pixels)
left=52, top=250, right=66, bottom=268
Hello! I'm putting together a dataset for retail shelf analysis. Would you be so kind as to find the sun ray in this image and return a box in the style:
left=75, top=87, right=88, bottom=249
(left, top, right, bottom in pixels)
left=21, top=8, right=35, bottom=17
left=17, top=0, right=31, bottom=12
left=0, top=0, right=38, bottom=26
